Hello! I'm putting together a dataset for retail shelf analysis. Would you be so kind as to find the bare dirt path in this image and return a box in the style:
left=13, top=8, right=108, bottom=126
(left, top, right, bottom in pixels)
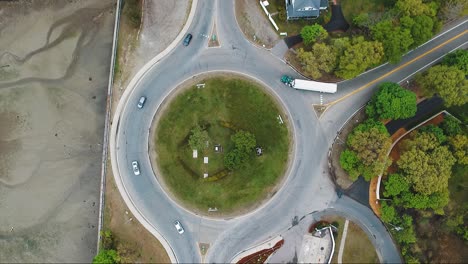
left=0, top=0, right=114, bottom=262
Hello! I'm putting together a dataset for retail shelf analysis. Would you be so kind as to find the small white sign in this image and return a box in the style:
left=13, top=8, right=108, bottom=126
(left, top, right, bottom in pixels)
left=204, top=157, right=209, bottom=164
left=193, top=149, right=198, bottom=158
left=203, top=173, right=208, bottom=178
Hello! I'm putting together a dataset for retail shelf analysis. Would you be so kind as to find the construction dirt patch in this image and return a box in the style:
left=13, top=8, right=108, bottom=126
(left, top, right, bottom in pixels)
left=0, top=0, right=114, bottom=262
left=235, top=0, right=280, bottom=49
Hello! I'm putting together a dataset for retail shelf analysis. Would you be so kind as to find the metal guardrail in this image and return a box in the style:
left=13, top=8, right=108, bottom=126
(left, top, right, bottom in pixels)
left=96, top=0, right=122, bottom=253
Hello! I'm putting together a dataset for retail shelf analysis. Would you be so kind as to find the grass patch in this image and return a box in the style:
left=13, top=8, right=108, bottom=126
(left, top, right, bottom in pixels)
left=341, top=0, right=386, bottom=24
left=155, top=76, right=290, bottom=213
left=342, top=222, right=379, bottom=263
left=122, top=0, right=142, bottom=29
left=321, top=216, right=345, bottom=263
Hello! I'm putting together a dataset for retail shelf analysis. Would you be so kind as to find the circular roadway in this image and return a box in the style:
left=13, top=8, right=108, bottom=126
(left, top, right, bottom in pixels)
left=110, top=0, right=467, bottom=263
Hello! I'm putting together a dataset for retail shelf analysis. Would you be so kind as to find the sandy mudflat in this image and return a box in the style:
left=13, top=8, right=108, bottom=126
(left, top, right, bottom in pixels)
left=0, top=0, right=114, bottom=262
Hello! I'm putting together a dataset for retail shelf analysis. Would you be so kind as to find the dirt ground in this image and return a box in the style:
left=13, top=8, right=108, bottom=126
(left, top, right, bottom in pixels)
left=101, top=0, right=190, bottom=262
left=0, top=0, right=114, bottom=262
left=235, top=0, right=280, bottom=48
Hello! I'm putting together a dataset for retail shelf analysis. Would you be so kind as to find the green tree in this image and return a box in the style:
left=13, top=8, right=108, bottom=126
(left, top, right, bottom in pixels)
left=398, top=145, right=456, bottom=195
left=339, top=149, right=360, bottom=180
left=395, top=0, right=431, bottom=17
left=449, top=134, right=468, bottom=165
left=392, top=214, right=417, bottom=244
left=381, top=201, right=397, bottom=223
left=384, top=173, right=410, bottom=197
left=224, top=149, right=247, bottom=171
left=410, top=15, right=434, bottom=47
left=366, top=82, right=417, bottom=120
left=224, top=130, right=256, bottom=171
left=417, top=65, right=468, bottom=106
left=335, top=36, right=384, bottom=79
left=419, top=124, right=447, bottom=143
left=402, top=131, right=439, bottom=152
left=231, top=130, right=256, bottom=152
left=188, top=125, right=209, bottom=150
left=93, top=249, right=121, bottom=264
left=441, top=115, right=463, bottom=136
left=442, top=49, right=468, bottom=75
left=341, top=120, right=392, bottom=181
left=297, top=44, right=337, bottom=79
left=372, top=20, right=414, bottom=63
left=300, top=24, right=328, bottom=46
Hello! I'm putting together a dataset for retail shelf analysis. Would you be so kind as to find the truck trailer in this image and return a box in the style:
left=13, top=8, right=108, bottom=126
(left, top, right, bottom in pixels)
left=281, top=75, right=337, bottom=93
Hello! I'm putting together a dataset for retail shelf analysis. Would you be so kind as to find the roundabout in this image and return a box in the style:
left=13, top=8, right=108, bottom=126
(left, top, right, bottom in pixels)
left=106, top=0, right=467, bottom=263
left=149, top=74, right=292, bottom=216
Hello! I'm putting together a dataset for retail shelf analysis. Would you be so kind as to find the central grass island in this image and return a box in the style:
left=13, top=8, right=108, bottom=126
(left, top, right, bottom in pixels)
left=151, top=75, right=291, bottom=215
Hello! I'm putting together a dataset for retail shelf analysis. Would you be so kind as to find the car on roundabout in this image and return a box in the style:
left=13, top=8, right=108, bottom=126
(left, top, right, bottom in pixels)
left=174, top=220, right=185, bottom=234
left=137, top=96, right=146, bottom=109
left=183, top=33, right=192, bottom=46
left=131, top=161, right=140, bottom=176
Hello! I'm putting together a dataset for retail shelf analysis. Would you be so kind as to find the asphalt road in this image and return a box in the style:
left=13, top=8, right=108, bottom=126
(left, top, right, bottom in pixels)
left=110, top=1, right=467, bottom=262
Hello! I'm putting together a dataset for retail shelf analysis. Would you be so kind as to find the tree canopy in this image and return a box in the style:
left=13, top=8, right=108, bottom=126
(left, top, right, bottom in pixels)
left=340, top=120, right=391, bottom=181
left=366, top=82, right=417, bottom=120
left=372, top=20, right=414, bottom=63
left=442, top=49, right=468, bottom=75
left=188, top=125, right=209, bottom=150
left=449, top=134, right=468, bottom=165
left=224, top=130, right=256, bottom=171
left=419, top=124, right=447, bottom=144
left=93, top=250, right=121, bottom=264
left=231, top=130, right=256, bottom=152
left=417, top=65, right=468, bottom=106
left=395, top=0, right=432, bottom=17
left=384, top=173, right=410, bottom=197
left=441, top=115, right=463, bottom=136
left=297, top=43, right=337, bottom=79
left=335, top=36, right=384, bottom=79
left=300, top=24, right=328, bottom=46
left=398, top=133, right=456, bottom=195
left=408, top=15, right=434, bottom=47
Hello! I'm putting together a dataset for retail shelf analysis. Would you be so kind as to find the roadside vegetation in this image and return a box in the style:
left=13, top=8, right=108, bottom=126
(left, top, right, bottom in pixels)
left=155, top=76, right=290, bottom=213
left=339, top=50, right=467, bottom=262
left=98, top=0, right=171, bottom=262
left=340, top=82, right=417, bottom=181
left=315, top=215, right=379, bottom=263
left=292, top=0, right=467, bottom=80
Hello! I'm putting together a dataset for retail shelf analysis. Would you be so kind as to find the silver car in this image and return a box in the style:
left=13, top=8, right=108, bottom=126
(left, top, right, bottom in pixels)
left=174, top=220, right=184, bottom=234
left=137, top=96, right=146, bottom=109
left=132, top=161, right=140, bottom=176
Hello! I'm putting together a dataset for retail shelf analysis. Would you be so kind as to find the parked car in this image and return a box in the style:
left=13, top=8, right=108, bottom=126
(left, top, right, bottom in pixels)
left=132, top=161, right=140, bottom=176
left=137, top=96, right=146, bottom=109
left=174, top=220, right=184, bottom=234
left=183, top=33, right=192, bottom=46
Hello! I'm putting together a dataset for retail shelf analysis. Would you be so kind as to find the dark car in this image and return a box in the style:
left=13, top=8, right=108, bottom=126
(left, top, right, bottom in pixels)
left=183, top=33, right=192, bottom=46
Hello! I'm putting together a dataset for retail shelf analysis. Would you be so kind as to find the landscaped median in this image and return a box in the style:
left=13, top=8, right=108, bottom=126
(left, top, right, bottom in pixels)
left=230, top=236, right=284, bottom=264
left=150, top=74, right=291, bottom=216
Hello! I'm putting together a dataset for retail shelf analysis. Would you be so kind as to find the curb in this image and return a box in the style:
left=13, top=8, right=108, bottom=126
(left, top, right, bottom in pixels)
left=230, top=235, right=283, bottom=263
left=108, top=0, right=198, bottom=263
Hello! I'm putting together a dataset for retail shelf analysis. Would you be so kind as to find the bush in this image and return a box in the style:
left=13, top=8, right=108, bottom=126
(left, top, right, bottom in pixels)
left=93, top=249, right=121, bottom=264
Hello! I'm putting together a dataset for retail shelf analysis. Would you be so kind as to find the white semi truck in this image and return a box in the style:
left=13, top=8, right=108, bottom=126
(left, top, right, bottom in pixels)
left=281, top=75, right=337, bottom=93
